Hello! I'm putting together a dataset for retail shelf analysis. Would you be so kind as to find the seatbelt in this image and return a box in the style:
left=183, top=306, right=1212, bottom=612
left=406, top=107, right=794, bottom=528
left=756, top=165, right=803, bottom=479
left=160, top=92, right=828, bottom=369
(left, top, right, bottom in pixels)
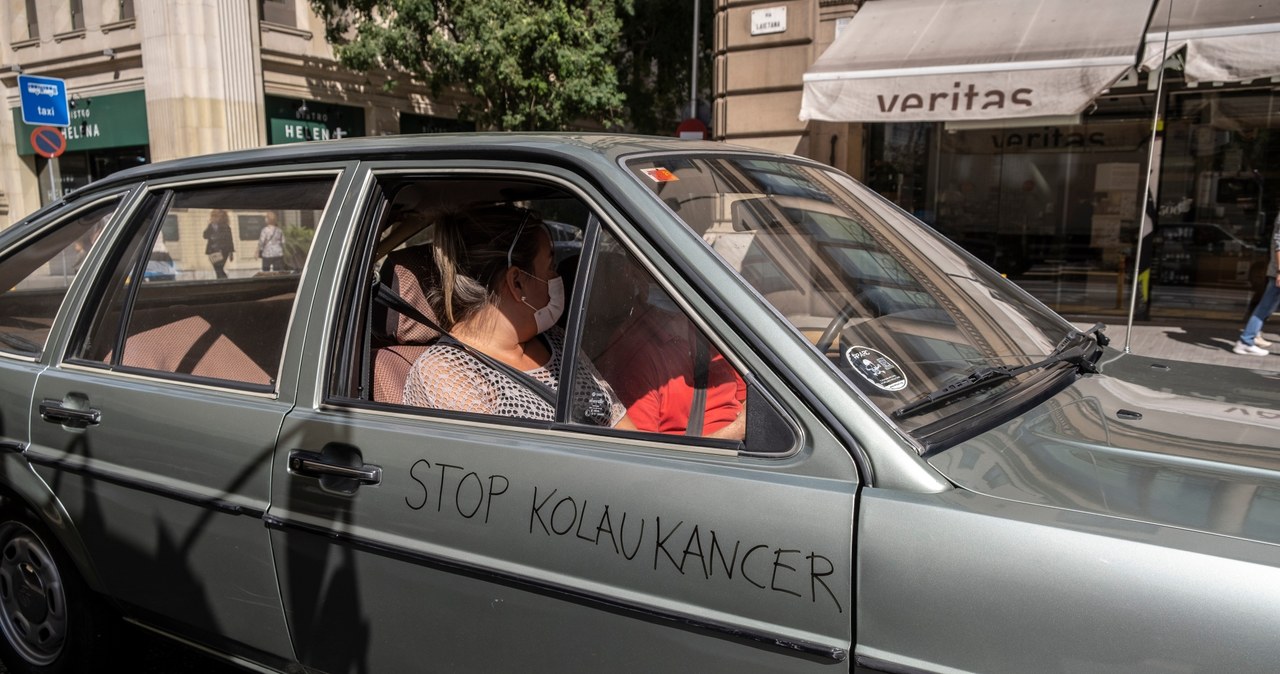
left=686, top=327, right=709, bottom=436
left=361, top=275, right=377, bottom=399
left=373, top=282, right=559, bottom=408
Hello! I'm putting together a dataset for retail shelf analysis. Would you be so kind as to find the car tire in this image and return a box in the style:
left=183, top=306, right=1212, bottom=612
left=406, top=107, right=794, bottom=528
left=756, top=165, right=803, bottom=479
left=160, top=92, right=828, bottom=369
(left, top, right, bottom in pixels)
left=0, top=510, right=115, bottom=674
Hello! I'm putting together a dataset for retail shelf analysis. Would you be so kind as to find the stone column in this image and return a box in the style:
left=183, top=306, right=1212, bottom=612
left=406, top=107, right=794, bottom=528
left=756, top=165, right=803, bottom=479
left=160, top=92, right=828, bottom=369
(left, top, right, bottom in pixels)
left=138, top=0, right=265, bottom=161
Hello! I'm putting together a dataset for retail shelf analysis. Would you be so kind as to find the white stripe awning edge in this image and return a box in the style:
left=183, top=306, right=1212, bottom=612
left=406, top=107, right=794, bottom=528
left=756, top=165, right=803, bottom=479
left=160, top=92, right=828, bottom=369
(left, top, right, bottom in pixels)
left=804, top=56, right=1138, bottom=83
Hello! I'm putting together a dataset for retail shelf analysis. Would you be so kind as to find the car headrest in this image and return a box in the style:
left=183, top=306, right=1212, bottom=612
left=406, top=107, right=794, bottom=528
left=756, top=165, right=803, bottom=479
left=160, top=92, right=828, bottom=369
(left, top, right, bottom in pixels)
left=380, top=244, right=442, bottom=344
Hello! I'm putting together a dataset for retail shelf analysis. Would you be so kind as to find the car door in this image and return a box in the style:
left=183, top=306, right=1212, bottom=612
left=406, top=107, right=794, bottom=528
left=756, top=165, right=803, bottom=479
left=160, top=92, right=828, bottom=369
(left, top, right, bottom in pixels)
left=268, top=162, right=858, bottom=673
left=25, top=167, right=351, bottom=662
left=0, top=192, right=128, bottom=495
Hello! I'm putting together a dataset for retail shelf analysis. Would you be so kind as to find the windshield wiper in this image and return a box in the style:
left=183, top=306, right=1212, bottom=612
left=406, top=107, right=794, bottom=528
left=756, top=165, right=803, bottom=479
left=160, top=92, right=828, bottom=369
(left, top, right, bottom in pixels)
left=892, top=323, right=1108, bottom=420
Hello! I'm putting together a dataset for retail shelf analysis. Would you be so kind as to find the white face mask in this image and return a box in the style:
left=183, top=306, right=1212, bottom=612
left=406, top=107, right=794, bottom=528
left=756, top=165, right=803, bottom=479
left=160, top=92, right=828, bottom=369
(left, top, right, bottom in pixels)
left=519, top=273, right=565, bottom=334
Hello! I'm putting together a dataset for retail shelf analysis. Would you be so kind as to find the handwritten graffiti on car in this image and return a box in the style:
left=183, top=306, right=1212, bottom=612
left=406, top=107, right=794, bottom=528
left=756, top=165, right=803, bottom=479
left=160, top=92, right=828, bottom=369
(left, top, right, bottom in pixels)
left=405, top=459, right=510, bottom=524
left=404, top=456, right=843, bottom=614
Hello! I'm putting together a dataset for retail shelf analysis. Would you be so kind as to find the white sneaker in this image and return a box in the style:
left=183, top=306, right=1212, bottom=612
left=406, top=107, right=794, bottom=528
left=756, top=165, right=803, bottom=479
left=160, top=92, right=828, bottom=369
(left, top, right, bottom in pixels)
left=1234, top=340, right=1270, bottom=356
left=1255, top=336, right=1273, bottom=348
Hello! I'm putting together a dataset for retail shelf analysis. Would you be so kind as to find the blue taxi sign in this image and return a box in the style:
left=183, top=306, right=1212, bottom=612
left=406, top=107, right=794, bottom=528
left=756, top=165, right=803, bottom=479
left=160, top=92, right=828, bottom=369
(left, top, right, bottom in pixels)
left=18, top=74, right=70, bottom=127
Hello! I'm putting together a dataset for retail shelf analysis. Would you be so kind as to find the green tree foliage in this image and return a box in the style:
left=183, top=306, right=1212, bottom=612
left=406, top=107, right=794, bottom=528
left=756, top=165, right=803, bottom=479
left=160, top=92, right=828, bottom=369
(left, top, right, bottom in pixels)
left=310, top=0, right=629, bottom=131
left=615, top=0, right=713, bottom=135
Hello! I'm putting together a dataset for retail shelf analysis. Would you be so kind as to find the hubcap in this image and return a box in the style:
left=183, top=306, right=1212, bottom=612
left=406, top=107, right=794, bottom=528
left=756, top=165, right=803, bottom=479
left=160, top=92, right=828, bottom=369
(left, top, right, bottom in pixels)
left=0, top=522, right=66, bottom=666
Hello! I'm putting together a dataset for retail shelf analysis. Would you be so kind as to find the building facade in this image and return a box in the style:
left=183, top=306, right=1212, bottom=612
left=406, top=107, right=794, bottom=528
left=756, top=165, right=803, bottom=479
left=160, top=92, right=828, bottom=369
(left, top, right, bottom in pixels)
left=1, top=0, right=472, bottom=229
left=713, top=0, right=861, bottom=175
left=716, top=0, right=1280, bottom=323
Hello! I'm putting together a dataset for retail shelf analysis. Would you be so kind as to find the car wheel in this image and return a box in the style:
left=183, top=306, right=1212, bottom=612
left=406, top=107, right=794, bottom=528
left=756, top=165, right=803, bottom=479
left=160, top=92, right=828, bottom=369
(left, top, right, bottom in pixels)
left=0, top=512, right=113, bottom=674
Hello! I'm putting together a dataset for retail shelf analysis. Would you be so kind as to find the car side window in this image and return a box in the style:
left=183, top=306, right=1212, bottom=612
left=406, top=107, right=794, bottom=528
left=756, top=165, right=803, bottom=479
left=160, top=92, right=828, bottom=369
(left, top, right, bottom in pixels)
left=0, top=198, right=119, bottom=357
left=69, top=178, right=332, bottom=389
left=574, top=230, right=748, bottom=441
left=342, top=175, right=746, bottom=446
left=355, top=177, right=597, bottom=418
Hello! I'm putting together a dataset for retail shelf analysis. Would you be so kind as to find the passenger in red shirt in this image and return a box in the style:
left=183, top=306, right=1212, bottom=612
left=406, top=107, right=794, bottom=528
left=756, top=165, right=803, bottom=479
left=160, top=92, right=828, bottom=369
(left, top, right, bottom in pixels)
left=595, top=298, right=746, bottom=440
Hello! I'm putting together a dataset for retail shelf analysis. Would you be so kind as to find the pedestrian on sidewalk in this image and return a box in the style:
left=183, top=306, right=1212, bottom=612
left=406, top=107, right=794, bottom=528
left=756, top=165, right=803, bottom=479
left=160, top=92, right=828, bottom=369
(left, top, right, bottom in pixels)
left=256, top=211, right=285, bottom=272
left=1234, top=213, right=1280, bottom=356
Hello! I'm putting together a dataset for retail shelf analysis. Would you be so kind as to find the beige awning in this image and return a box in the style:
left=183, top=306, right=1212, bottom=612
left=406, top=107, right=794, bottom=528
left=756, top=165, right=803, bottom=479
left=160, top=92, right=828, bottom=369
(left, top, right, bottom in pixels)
left=1142, top=0, right=1280, bottom=83
left=800, top=0, right=1155, bottom=123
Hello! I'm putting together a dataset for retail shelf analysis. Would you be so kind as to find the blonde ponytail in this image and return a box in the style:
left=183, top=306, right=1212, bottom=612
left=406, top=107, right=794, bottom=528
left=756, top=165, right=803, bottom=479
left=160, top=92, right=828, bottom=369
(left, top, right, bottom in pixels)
left=429, top=205, right=542, bottom=329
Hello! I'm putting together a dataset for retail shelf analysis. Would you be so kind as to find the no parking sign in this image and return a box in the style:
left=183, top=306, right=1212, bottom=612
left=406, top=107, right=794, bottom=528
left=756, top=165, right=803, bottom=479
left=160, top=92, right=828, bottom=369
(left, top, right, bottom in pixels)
left=30, top=126, right=67, bottom=159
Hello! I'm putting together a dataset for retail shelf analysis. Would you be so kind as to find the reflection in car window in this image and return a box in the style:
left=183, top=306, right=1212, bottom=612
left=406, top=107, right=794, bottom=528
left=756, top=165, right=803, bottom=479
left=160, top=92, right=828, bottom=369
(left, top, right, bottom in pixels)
left=0, top=198, right=119, bottom=356
left=70, top=178, right=332, bottom=388
left=628, top=155, right=1073, bottom=435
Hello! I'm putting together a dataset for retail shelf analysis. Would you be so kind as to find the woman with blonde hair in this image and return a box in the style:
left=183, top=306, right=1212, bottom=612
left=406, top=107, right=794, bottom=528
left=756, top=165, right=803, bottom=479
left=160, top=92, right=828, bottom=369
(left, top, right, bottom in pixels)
left=403, top=205, right=631, bottom=428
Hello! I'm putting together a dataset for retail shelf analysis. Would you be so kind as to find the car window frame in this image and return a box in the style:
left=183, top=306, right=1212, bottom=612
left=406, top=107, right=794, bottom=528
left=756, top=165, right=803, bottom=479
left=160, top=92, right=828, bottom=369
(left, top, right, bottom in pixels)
left=0, top=191, right=131, bottom=363
left=58, top=169, right=345, bottom=395
left=322, top=163, right=798, bottom=457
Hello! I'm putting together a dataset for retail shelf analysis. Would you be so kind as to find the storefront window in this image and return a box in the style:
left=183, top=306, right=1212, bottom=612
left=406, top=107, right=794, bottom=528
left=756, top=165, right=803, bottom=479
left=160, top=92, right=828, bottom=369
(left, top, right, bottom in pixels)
left=865, top=123, right=932, bottom=219
left=400, top=113, right=475, bottom=135
left=868, top=84, right=1280, bottom=322
left=35, top=146, right=150, bottom=199
left=264, top=95, right=365, bottom=144
left=13, top=90, right=151, bottom=206
left=869, top=94, right=1249, bottom=319
left=1156, top=88, right=1280, bottom=319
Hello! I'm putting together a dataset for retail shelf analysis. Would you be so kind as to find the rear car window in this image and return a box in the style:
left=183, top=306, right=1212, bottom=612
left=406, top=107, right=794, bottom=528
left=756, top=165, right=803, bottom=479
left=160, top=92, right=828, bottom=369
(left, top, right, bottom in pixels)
left=0, top=198, right=120, bottom=357
left=69, top=177, right=334, bottom=389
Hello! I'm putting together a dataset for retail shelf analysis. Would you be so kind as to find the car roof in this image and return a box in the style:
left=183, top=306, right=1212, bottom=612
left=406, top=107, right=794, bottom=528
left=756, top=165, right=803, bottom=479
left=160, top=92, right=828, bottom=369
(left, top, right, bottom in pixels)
left=5, top=133, right=820, bottom=236
left=80, top=133, right=759, bottom=194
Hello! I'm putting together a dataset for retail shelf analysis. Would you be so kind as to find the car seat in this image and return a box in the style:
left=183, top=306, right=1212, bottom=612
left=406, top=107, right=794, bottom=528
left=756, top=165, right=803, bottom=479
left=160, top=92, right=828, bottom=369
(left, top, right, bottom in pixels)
left=370, top=243, right=442, bottom=404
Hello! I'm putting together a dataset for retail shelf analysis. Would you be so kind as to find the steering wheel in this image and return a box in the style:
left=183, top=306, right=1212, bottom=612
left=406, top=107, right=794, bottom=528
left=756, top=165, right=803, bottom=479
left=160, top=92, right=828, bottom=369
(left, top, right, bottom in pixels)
left=815, top=302, right=859, bottom=355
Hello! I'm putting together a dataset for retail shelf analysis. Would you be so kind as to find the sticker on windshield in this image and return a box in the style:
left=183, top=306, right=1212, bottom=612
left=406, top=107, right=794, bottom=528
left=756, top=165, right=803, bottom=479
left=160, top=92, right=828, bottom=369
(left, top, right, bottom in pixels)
left=641, top=167, right=679, bottom=182
left=845, top=346, right=907, bottom=391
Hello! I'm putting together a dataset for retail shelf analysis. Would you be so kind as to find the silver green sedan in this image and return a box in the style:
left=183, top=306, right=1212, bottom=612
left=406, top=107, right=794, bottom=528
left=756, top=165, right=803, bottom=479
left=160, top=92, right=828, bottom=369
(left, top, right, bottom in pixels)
left=0, top=134, right=1277, bottom=673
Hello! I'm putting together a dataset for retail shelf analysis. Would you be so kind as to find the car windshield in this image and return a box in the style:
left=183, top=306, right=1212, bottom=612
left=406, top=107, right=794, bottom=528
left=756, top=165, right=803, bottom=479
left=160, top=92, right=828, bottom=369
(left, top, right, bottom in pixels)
left=626, top=154, right=1078, bottom=436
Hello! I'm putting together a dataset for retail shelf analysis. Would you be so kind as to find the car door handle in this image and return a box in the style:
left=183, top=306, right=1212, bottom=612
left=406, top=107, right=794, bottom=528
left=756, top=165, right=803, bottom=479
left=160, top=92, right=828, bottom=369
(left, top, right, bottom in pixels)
left=39, top=399, right=102, bottom=428
left=288, top=444, right=381, bottom=495
left=289, top=452, right=381, bottom=483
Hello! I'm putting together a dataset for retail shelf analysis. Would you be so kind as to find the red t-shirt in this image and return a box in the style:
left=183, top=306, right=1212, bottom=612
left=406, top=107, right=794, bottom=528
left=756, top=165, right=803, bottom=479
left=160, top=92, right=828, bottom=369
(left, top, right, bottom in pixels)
left=596, top=306, right=745, bottom=436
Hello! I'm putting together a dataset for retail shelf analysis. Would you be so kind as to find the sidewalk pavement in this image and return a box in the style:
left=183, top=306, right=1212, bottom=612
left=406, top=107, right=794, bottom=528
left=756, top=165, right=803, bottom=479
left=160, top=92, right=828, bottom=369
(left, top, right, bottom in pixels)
left=1070, top=316, right=1280, bottom=374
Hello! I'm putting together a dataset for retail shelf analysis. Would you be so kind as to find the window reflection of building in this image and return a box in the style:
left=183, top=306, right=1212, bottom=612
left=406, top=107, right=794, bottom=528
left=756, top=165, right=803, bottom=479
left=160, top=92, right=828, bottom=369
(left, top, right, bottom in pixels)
left=865, top=83, right=1280, bottom=321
